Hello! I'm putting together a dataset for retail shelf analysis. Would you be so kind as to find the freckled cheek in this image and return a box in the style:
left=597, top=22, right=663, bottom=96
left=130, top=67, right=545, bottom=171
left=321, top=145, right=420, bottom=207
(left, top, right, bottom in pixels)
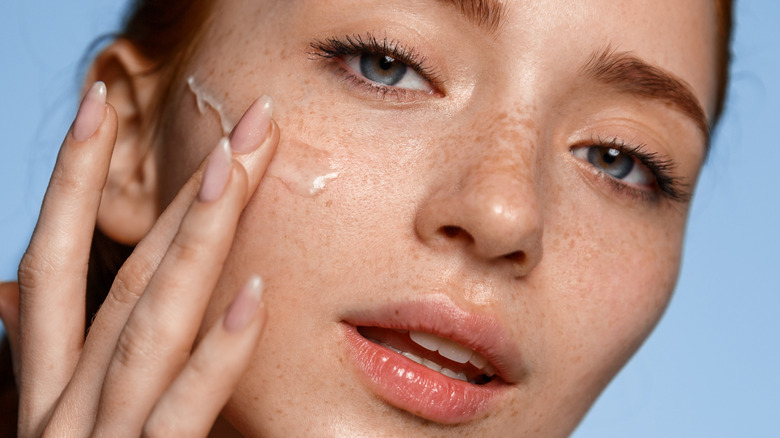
left=546, top=215, right=684, bottom=371
left=207, top=119, right=445, bottom=316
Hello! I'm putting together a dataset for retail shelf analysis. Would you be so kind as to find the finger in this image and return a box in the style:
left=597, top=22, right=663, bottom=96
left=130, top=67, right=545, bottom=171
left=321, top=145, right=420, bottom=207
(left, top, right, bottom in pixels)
left=0, top=282, right=20, bottom=387
left=16, top=82, right=116, bottom=430
left=85, top=97, right=275, bottom=356
left=92, top=134, right=273, bottom=434
left=143, top=276, right=265, bottom=437
left=50, top=97, right=277, bottom=435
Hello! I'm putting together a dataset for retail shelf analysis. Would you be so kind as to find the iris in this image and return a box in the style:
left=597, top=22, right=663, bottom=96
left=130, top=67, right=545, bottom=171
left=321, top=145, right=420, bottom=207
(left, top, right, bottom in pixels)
left=587, top=147, right=634, bottom=179
left=359, top=55, right=408, bottom=86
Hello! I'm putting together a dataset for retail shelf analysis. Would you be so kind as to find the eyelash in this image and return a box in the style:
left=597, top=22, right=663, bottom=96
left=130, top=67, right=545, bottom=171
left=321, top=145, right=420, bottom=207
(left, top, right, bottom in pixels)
left=579, top=137, right=691, bottom=203
left=309, top=33, right=443, bottom=100
left=310, top=35, right=688, bottom=204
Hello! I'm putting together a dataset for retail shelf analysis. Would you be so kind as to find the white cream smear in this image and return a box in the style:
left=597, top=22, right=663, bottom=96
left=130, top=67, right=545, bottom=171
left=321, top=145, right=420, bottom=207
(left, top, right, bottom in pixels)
left=266, top=140, right=341, bottom=197
left=186, top=76, right=340, bottom=197
left=187, top=76, right=236, bottom=136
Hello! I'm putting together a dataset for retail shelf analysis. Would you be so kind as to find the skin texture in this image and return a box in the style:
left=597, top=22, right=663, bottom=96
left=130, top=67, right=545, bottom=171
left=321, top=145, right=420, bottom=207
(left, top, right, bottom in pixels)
left=0, top=0, right=719, bottom=436
left=159, top=1, right=715, bottom=435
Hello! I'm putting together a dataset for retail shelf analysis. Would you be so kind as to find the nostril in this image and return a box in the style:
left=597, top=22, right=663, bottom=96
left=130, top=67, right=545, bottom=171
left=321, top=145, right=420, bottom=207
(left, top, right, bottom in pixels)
left=442, top=225, right=462, bottom=238
left=504, top=251, right=526, bottom=264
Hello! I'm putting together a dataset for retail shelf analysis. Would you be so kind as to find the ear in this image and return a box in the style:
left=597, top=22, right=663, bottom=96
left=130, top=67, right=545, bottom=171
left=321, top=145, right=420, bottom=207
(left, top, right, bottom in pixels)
left=87, top=40, right=162, bottom=245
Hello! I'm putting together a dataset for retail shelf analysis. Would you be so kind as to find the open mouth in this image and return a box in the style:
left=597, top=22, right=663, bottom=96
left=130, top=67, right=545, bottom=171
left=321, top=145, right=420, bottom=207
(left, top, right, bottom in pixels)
left=341, top=297, right=518, bottom=423
left=357, top=326, right=499, bottom=385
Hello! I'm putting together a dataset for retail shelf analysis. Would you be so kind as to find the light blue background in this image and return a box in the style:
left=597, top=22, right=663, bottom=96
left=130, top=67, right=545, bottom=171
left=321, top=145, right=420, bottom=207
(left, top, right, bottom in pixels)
left=1, top=1, right=778, bottom=436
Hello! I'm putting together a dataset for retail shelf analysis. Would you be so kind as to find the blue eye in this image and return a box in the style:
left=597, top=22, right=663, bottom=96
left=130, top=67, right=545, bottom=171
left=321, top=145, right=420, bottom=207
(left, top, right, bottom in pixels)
left=589, top=147, right=634, bottom=179
left=359, top=55, right=407, bottom=86
left=345, top=54, right=433, bottom=92
left=572, top=145, right=653, bottom=186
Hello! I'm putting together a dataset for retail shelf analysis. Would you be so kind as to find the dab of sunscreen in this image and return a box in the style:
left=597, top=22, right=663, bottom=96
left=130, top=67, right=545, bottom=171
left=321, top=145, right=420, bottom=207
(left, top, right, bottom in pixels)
left=187, top=76, right=236, bottom=136
left=186, top=76, right=340, bottom=197
left=266, top=140, right=341, bottom=197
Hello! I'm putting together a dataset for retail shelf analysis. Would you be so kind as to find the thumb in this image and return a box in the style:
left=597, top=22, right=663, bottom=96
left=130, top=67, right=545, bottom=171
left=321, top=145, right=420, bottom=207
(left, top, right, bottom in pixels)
left=0, top=281, right=21, bottom=385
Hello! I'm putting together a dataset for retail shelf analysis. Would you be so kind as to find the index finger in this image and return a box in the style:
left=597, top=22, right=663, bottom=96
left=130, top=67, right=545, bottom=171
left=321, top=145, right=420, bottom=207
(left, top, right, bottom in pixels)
left=16, top=82, right=116, bottom=424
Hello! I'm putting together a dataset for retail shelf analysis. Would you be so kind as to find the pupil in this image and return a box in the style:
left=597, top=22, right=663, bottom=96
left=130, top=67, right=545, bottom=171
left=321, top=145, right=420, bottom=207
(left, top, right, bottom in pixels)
left=602, top=149, right=618, bottom=164
left=586, top=146, right=634, bottom=179
left=378, top=56, right=394, bottom=71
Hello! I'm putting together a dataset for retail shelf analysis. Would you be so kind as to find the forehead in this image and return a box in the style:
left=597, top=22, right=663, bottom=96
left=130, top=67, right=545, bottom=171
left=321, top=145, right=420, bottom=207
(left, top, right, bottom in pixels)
left=208, top=0, right=719, bottom=118
left=485, top=0, right=719, bottom=116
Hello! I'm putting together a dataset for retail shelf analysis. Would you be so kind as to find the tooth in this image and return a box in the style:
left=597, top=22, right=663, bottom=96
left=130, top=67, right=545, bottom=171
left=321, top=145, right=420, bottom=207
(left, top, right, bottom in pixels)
left=409, top=331, right=443, bottom=352
left=484, top=363, right=498, bottom=377
left=437, top=338, right=473, bottom=364
left=440, top=367, right=468, bottom=382
left=469, top=353, right=488, bottom=369
left=421, top=359, right=443, bottom=372
left=440, top=367, right=459, bottom=379
left=402, top=351, right=424, bottom=365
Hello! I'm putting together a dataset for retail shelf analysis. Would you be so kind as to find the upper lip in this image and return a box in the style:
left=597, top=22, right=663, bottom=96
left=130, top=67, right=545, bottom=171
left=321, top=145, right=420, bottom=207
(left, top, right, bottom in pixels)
left=341, top=294, right=525, bottom=383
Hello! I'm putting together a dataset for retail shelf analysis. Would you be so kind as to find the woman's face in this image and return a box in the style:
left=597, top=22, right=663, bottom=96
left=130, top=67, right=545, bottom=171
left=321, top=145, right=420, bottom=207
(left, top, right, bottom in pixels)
left=147, top=0, right=718, bottom=435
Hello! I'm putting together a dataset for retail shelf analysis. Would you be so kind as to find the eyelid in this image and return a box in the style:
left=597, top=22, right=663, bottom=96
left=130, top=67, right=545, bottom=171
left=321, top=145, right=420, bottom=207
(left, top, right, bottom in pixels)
left=570, top=137, right=691, bottom=203
left=310, top=33, right=444, bottom=99
left=343, top=55, right=435, bottom=93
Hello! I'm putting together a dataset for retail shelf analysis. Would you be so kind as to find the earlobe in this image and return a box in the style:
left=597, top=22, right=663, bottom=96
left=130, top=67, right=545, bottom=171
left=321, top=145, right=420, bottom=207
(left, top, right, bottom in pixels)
left=87, top=40, right=161, bottom=245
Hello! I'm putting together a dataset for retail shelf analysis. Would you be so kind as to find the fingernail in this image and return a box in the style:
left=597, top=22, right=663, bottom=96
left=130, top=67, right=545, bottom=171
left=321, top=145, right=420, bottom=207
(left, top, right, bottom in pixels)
left=224, top=275, right=264, bottom=332
left=199, top=138, right=232, bottom=203
left=229, top=95, right=273, bottom=154
left=72, top=81, right=107, bottom=142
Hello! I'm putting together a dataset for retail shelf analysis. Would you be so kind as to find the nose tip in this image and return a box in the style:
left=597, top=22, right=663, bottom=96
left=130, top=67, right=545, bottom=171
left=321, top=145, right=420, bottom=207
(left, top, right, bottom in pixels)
left=416, top=182, right=544, bottom=277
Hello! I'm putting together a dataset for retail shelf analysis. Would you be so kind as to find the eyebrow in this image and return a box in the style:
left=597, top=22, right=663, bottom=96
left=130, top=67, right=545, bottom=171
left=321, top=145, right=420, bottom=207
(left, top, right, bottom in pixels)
left=581, top=47, right=710, bottom=140
left=437, top=0, right=506, bottom=33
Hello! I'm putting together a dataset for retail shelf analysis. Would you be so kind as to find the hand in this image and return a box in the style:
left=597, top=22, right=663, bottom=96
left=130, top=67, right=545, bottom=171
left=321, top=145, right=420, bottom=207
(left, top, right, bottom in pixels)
left=0, top=81, right=279, bottom=437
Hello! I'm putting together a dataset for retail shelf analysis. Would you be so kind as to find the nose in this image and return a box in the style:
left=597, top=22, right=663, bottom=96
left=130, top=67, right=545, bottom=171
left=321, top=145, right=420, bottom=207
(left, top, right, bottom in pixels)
left=414, top=152, right=544, bottom=278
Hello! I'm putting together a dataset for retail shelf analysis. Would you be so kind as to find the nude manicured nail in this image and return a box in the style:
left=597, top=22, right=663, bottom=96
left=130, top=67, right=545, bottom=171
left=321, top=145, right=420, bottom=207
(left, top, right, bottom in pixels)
left=72, top=81, right=107, bottom=142
left=224, top=275, right=264, bottom=332
left=229, top=95, right=273, bottom=154
left=198, top=138, right=232, bottom=203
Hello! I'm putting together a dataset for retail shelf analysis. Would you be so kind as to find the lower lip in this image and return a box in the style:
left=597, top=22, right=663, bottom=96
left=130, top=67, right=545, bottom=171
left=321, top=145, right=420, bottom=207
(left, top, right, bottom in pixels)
left=342, top=324, right=504, bottom=424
